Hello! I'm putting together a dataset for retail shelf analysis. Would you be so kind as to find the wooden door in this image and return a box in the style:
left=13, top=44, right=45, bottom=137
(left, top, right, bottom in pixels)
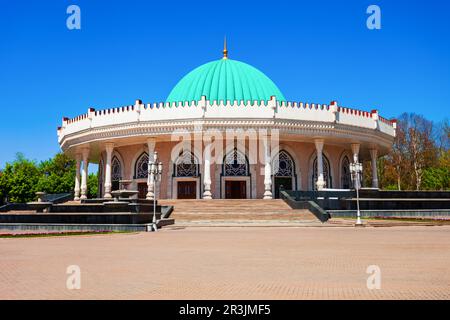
left=225, top=181, right=246, bottom=199
left=177, top=181, right=197, bottom=199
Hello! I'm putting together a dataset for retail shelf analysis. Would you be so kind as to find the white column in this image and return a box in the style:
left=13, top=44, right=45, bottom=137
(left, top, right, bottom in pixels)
left=351, top=143, right=361, bottom=189
left=370, top=148, right=379, bottom=189
left=80, top=148, right=90, bottom=200
left=103, top=143, right=114, bottom=198
left=315, top=139, right=325, bottom=190
left=146, top=138, right=156, bottom=200
left=74, top=153, right=81, bottom=201
left=351, top=143, right=360, bottom=163
left=203, top=142, right=212, bottom=199
left=263, top=135, right=272, bottom=199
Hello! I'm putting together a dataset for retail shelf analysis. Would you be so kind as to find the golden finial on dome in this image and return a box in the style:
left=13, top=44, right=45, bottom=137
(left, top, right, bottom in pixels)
left=223, top=36, right=228, bottom=59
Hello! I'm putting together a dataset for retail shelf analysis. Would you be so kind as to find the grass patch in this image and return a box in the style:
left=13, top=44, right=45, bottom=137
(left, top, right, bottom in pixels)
left=0, top=231, right=134, bottom=238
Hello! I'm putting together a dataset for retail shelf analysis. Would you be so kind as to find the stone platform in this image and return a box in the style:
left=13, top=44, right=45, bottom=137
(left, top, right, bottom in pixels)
left=0, top=212, right=162, bottom=224
left=0, top=198, right=175, bottom=232
left=281, top=190, right=450, bottom=222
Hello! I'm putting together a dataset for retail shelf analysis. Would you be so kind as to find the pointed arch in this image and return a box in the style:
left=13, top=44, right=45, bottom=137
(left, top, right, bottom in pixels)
left=340, top=155, right=351, bottom=189
left=110, top=155, right=122, bottom=191
left=272, top=149, right=297, bottom=198
left=273, top=150, right=295, bottom=177
left=134, top=152, right=149, bottom=179
left=311, top=153, right=332, bottom=190
left=168, top=144, right=203, bottom=199
left=222, top=147, right=249, bottom=176
left=174, top=150, right=199, bottom=177
left=221, top=147, right=251, bottom=199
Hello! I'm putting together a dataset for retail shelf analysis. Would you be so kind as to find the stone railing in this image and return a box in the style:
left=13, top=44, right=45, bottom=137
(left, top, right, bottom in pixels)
left=57, top=96, right=396, bottom=142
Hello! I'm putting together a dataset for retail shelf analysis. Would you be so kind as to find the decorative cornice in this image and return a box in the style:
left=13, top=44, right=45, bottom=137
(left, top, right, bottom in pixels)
left=59, top=117, right=394, bottom=152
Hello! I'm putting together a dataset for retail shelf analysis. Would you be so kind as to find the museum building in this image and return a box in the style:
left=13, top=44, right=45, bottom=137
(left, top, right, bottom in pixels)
left=57, top=45, right=396, bottom=201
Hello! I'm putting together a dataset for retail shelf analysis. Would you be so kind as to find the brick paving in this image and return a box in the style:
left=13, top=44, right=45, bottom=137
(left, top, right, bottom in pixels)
left=1, top=226, right=450, bottom=299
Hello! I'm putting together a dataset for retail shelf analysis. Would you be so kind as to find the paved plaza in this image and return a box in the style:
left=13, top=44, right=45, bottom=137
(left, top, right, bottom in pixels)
left=1, top=226, right=450, bottom=299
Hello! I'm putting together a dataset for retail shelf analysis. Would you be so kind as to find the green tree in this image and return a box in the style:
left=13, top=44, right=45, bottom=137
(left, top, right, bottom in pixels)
left=422, top=167, right=450, bottom=191
left=0, top=153, right=41, bottom=203
left=0, top=152, right=80, bottom=203
left=36, top=153, right=75, bottom=194
left=379, top=113, right=447, bottom=191
left=0, top=170, right=5, bottom=205
left=87, top=173, right=98, bottom=198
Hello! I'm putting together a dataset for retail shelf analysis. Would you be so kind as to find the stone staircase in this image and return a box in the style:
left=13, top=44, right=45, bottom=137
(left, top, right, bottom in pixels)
left=158, top=199, right=323, bottom=227
left=63, top=201, right=83, bottom=205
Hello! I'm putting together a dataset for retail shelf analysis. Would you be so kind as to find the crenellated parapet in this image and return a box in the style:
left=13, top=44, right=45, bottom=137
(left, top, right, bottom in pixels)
left=57, top=96, right=396, bottom=148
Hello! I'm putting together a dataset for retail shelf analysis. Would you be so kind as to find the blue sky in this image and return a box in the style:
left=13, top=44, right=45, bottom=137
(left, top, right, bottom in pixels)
left=0, top=0, right=449, bottom=168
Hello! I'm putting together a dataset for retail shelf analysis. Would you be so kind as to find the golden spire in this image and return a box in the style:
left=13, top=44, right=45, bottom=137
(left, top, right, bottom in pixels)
left=223, top=36, right=228, bottom=59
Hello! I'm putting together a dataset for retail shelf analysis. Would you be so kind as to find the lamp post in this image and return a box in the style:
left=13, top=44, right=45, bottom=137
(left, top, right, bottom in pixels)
left=148, top=151, right=163, bottom=232
left=350, top=161, right=363, bottom=227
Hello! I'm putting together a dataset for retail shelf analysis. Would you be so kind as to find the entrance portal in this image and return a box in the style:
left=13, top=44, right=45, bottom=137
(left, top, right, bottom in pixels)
left=137, top=183, right=148, bottom=199
left=177, top=181, right=197, bottom=199
left=274, top=177, right=292, bottom=198
left=225, top=180, right=246, bottom=199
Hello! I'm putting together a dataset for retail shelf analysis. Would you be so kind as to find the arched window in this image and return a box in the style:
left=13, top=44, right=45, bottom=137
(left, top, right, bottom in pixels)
left=175, top=151, right=199, bottom=177
left=135, top=153, right=149, bottom=179
left=341, top=156, right=351, bottom=189
left=312, top=154, right=332, bottom=190
left=111, top=156, right=122, bottom=191
left=273, top=150, right=296, bottom=198
left=111, top=156, right=122, bottom=181
left=223, top=148, right=249, bottom=176
left=273, top=150, right=295, bottom=177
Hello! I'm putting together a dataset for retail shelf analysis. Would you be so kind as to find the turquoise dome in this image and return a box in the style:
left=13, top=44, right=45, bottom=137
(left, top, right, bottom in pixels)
left=166, top=58, right=286, bottom=104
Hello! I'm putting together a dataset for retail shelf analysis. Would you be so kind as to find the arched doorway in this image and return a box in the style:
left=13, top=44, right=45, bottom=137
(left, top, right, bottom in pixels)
left=174, top=151, right=199, bottom=199
left=273, top=150, right=296, bottom=198
left=134, top=152, right=149, bottom=198
left=111, top=156, right=122, bottom=191
left=222, top=148, right=250, bottom=199
left=341, top=156, right=351, bottom=189
left=311, top=154, right=332, bottom=190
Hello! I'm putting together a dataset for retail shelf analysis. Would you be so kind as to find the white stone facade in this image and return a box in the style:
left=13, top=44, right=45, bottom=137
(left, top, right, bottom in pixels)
left=58, top=96, right=396, bottom=200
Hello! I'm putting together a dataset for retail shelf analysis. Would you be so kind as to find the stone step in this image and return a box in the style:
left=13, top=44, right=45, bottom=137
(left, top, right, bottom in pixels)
left=171, top=211, right=306, bottom=215
left=174, top=213, right=316, bottom=221
left=168, top=221, right=324, bottom=227
left=159, top=199, right=290, bottom=210
left=64, top=201, right=81, bottom=205
left=158, top=199, right=319, bottom=224
left=159, top=199, right=288, bottom=204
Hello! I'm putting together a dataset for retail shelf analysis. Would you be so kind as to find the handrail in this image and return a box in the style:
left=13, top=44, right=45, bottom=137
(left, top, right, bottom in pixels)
left=280, top=190, right=330, bottom=222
